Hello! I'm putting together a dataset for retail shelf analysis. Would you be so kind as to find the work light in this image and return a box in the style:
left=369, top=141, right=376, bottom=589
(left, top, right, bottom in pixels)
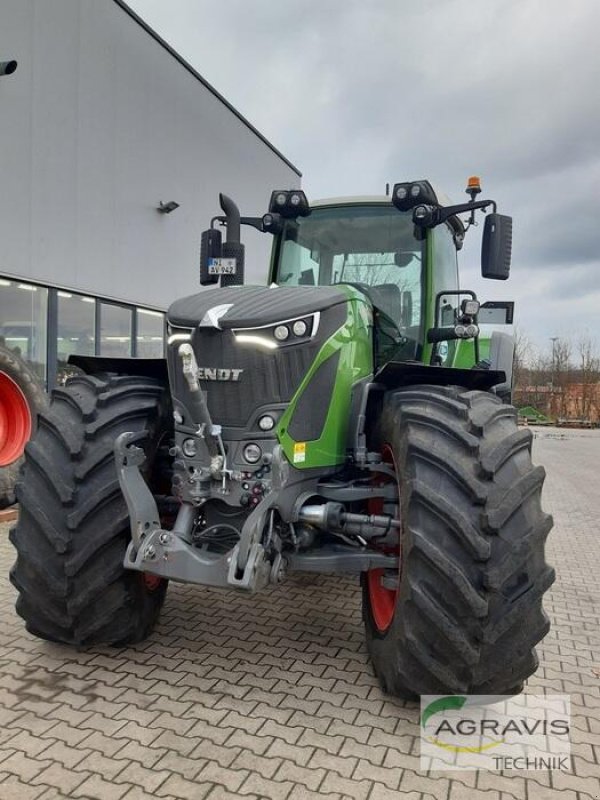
left=292, top=320, right=307, bottom=337
left=258, top=415, right=275, bottom=431
left=392, top=180, right=438, bottom=212
left=461, top=299, right=480, bottom=317
left=268, top=190, right=311, bottom=218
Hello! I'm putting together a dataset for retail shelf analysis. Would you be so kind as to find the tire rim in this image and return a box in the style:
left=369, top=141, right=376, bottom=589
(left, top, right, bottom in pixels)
left=142, top=573, right=163, bottom=591
left=366, top=443, right=400, bottom=633
left=0, top=371, right=32, bottom=467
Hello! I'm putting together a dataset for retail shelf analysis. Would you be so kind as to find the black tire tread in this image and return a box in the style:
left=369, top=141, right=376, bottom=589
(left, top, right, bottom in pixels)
left=10, top=373, right=169, bottom=646
left=362, top=384, right=554, bottom=697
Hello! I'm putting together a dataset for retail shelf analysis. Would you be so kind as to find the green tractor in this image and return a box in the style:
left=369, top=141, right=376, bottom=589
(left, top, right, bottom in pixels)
left=10, top=178, right=554, bottom=697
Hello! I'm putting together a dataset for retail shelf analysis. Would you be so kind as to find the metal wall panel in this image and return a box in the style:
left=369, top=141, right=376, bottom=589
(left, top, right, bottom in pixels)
left=0, top=0, right=300, bottom=309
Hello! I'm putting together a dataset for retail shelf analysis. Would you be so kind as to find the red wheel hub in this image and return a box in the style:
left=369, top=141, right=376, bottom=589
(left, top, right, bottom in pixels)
left=366, top=444, right=400, bottom=633
left=143, top=573, right=163, bottom=591
left=367, top=567, right=397, bottom=632
left=0, top=371, right=32, bottom=467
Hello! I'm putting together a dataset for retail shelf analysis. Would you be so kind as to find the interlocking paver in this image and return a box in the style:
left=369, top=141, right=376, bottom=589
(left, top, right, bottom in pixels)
left=113, top=762, right=171, bottom=794
left=319, top=772, right=371, bottom=800
left=231, top=748, right=282, bottom=778
left=31, top=762, right=93, bottom=794
left=0, top=428, right=599, bottom=800
left=226, top=729, right=274, bottom=755
left=0, top=774, right=48, bottom=800
left=71, top=773, right=132, bottom=800
left=307, top=748, right=358, bottom=778
left=238, top=773, right=294, bottom=800
left=153, top=750, right=206, bottom=780
left=266, top=739, right=315, bottom=766
left=4, top=730, right=58, bottom=758
left=0, top=751, right=51, bottom=782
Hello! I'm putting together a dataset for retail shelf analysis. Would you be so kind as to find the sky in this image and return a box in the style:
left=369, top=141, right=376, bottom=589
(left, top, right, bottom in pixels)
left=129, top=0, right=600, bottom=358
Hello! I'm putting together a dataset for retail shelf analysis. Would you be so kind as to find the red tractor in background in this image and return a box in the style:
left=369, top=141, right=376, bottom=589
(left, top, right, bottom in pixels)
left=0, top=345, right=47, bottom=508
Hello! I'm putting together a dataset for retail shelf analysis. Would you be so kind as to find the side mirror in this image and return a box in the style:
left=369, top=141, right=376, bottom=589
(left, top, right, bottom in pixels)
left=479, top=301, right=515, bottom=325
left=481, top=213, right=512, bottom=280
left=199, top=228, right=221, bottom=286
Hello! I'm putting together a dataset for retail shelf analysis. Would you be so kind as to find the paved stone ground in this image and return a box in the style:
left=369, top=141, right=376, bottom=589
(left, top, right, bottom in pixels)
left=0, top=427, right=598, bottom=800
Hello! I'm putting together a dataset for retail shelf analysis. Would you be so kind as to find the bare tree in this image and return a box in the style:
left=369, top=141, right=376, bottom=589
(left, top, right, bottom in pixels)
left=576, top=334, right=600, bottom=420
left=551, top=338, right=573, bottom=418
left=512, top=325, right=533, bottom=394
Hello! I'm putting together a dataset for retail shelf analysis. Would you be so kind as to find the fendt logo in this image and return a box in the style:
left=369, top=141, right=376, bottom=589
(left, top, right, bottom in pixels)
left=196, top=367, right=243, bottom=382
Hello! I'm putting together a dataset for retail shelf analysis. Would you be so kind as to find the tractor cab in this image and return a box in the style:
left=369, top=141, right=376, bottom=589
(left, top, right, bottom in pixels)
left=268, top=195, right=457, bottom=365
left=259, top=182, right=513, bottom=371
left=271, top=197, right=424, bottom=360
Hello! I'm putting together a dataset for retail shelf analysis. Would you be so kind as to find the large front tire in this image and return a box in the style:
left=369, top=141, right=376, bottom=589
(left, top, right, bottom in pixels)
left=10, top=374, right=170, bottom=645
left=362, top=385, right=554, bottom=697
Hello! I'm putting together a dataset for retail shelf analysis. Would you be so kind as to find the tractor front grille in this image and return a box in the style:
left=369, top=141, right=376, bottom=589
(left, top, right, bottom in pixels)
left=194, top=328, right=316, bottom=427
left=168, top=303, right=347, bottom=430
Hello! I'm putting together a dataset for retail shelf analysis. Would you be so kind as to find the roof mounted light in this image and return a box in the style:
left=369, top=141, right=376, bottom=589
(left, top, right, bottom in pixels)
left=466, top=175, right=482, bottom=198
left=268, top=189, right=310, bottom=218
left=392, top=180, right=438, bottom=212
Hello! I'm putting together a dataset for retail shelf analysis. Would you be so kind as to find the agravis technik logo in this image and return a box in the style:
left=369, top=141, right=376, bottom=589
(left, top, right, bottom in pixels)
left=420, top=694, right=571, bottom=771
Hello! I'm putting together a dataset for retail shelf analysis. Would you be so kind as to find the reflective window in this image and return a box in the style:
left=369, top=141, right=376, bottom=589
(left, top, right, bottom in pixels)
left=100, top=303, right=132, bottom=357
left=275, top=205, right=424, bottom=361
left=136, top=309, right=165, bottom=357
left=276, top=205, right=423, bottom=329
left=0, top=278, right=48, bottom=382
left=57, top=291, right=96, bottom=384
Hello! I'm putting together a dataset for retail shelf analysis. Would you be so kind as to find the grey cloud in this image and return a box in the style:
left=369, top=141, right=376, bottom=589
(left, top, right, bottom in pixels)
left=540, top=263, right=600, bottom=301
left=129, top=0, right=600, bottom=347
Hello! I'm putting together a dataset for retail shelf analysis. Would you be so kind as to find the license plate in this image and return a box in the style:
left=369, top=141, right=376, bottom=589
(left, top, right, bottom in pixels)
left=208, top=258, right=237, bottom=275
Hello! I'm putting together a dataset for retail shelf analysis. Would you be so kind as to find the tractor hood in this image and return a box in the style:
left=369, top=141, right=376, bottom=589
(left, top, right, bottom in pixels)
left=167, top=285, right=349, bottom=329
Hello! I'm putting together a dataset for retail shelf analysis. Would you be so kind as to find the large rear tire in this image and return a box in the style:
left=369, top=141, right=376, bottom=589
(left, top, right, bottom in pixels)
left=362, top=385, right=554, bottom=697
left=10, top=374, right=170, bottom=645
left=0, top=345, right=47, bottom=508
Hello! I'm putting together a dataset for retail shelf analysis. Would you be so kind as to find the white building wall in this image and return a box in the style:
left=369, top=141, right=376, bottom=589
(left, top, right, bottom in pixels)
left=0, top=0, right=300, bottom=309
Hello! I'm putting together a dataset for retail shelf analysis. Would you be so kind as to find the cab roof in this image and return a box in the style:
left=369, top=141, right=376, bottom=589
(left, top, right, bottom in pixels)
left=312, top=186, right=455, bottom=209
left=310, top=189, right=464, bottom=236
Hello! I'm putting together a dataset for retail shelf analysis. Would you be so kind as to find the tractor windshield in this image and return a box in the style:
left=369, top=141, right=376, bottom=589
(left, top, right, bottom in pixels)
left=273, top=205, right=423, bottom=338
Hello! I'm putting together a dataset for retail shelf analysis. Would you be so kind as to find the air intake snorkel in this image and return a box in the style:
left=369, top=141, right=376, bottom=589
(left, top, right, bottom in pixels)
left=219, top=193, right=245, bottom=287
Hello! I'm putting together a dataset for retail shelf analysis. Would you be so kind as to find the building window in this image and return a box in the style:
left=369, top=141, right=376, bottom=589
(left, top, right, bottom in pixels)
left=136, top=308, right=165, bottom=357
left=0, top=278, right=48, bottom=382
left=57, top=291, right=96, bottom=384
left=100, top=302, right=132, bottom=357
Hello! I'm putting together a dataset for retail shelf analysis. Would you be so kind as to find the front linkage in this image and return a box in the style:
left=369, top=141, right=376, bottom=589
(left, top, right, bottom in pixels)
left=116, top=430, right=398, bottom=592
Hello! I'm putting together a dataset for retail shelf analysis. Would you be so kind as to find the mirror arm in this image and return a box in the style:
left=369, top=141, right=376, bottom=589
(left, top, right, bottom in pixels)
left=240, top=216, right=267, bottom=232
left=438, top=198, right=497, bottom=224
left=212, top=215, right=278, bottom=234
left=415, top=199, right=497, bottom=229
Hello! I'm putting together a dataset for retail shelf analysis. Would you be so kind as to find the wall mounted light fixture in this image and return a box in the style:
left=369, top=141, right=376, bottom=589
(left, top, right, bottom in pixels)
left=0, top=60, right=18, bottom=76
left=157, top=201, right=180, bottom=214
